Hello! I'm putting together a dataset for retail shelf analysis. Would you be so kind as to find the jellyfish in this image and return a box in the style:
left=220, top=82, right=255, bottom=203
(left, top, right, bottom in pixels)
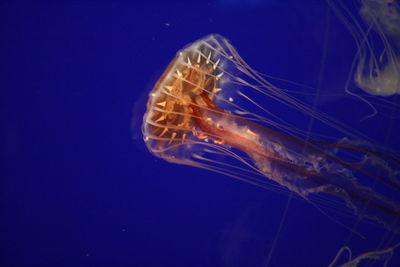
left=329, top=0, right=400, bottom=97
left=139, top=33, right=400, bottom=265
left=141, top=34, right=400, bottom=236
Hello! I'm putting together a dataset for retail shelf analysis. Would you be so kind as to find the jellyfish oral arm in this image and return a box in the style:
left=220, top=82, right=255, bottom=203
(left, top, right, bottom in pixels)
left=191, top=92, right=400, bottom=231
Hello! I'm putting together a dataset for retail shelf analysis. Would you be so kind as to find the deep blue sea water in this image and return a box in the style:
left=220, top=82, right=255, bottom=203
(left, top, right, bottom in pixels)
left=2, top=0, right=400, bottom=266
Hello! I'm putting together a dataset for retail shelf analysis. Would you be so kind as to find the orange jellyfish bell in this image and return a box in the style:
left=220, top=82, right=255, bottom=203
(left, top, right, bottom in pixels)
left=142, top=34, right=230, bottom=163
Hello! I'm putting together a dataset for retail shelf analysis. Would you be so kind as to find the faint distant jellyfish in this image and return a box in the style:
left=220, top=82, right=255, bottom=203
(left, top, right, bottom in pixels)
left=141, top=34, right=400, bottom=232
left=331, top=0, right=400, bottom=96
left=357, top=0, right=400, bottom=95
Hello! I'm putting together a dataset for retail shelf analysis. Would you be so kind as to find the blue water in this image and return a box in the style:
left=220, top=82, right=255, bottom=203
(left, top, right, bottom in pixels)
left=2, top=0, right=400, bottom=266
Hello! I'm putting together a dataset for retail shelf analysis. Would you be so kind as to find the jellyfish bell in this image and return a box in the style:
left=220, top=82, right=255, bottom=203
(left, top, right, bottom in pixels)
left=329, top=0, right=400, bottom=100
left=356, top=0, right=400, bottom=96
left=142, top=34, right=226, bottom=162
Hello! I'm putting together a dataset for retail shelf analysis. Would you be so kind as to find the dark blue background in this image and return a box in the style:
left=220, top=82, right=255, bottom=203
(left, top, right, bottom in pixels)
left=2, top=0, right=399, bottom=266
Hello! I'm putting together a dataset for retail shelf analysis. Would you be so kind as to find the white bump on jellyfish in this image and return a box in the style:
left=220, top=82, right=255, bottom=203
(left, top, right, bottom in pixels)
left=206, top=51, right=211, bottom=64
left=213, top=58, right=220, bottom=70
left=355, top=0, right=400, bottom=96
left=164, top=85, right=173, bottom=92
left=228, top=97, right=233, bottom=102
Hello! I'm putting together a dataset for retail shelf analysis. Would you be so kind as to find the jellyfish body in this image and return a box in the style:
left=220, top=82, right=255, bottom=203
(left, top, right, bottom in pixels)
left=357, top=0, right=400, bottom=96
left=141, top=34, right=400, bottom=232
left=330, top=0, right=400, bottom=96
